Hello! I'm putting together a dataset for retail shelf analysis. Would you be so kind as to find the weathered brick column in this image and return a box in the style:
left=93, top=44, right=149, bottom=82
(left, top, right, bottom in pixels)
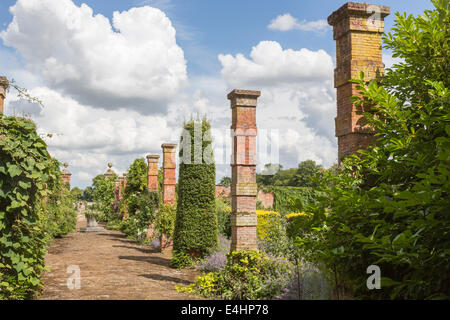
left=228, top=89, right=260, bottom=251
left=61, top=162, right=72, bottom=187
left=147, top=155, right=160, bottom=192
left=161, top=144, right=177, bottom=205
left=0, top=76, right=9, bottom=114
left=161, top=144, right=176, bottom=251
left=328, top=2, right=390, bottom=161
left=146, top=155, right=160, bottom=239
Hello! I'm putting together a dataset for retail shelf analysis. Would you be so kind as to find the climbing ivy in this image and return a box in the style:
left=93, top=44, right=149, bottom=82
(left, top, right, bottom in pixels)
left=0, top=116, right=74, bottom=299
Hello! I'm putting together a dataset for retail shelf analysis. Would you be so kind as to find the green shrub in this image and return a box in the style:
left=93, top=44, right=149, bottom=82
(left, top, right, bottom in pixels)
left=264, top=186, right=321, bottom=214
left=155, top=203, right=176, bottom=239
left=92, top=173, right=117, bottom=220
left=172, top=119, right=218, bottom=267
left=216, top=198, right=231, bottom=239
left=0, top=116, right=72, bottom=299
left=299, top=2, right=450, bottom=300
left=177, top=250, right=291, bottom=299
left=120, top=190, right=158, bottom=241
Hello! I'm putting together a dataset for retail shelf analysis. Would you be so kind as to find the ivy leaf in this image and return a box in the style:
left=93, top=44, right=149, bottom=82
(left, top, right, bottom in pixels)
left=7, top=164, right=21, bottom=178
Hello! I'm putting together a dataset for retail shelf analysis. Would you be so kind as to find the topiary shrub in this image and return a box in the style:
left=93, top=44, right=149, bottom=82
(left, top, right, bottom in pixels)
left=171, top=119, right=218, bottom=268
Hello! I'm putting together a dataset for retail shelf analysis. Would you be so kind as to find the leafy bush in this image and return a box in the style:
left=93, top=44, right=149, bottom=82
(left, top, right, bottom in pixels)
left=263, top=186, right=320, bottom=214
left=256, top=210, right=282, bottom=241
left=172, top=119, right=218, bottom=267
left=0, top=116, right=75, bottom=299
left=92, top=173, right=117, bottom=220
left=299, top=2, right=450, bottom=299
left=177, top=250, right=291, bottom=299
left=120, top=190, right=158, bottom=241
left=155, top=203, right=176, bottom=239
left=216, top=198, right=231, bottom=239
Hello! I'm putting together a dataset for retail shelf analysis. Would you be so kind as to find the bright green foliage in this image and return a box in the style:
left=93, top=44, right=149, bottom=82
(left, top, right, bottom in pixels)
left=257, top=160, right=324, bottom=187
left=172, top=119, right=218, bottom=267
left=216, top=198, right=231, bottom=239
left=92, top=173, right=117, bottom=221
left=70, top=187, right=83, bottom=201
left=119, top=158, right=159, bottom=241
left=155, top=203, right=176, bottom=239
left=0, top=116, right=75, bottom=299
left=44, top=161, right=77, bottom=238
left=264, top=186, right=320, bottom=214
left=124, top=158, right=147, bottom=196
left=176, top=250, right=290, bottom=299
left=289, top=160, right=324, bottom=188
left=299, top=2, right=450, bottom=300
left=120, top=190, right=159, bottom=241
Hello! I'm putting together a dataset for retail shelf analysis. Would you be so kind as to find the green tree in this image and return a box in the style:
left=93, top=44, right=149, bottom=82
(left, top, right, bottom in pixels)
left=172, top=119, right=218, bottom=267
left=124, top=158, right=147, bottom=197
left=70, top=187, right=83, bottom=201
left=81, top=186, right=94, bottom=202
left=218, top=176, right=231, bottom=187
left=301, top=1, right=449, bottom=299
left=92, top=174, right=117, bottom=218
left=289, top=160, right=323, bottom=188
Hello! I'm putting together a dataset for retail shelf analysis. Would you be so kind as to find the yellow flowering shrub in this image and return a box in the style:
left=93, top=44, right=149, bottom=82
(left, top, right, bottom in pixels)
left=256, top=210, right=281, bottom=240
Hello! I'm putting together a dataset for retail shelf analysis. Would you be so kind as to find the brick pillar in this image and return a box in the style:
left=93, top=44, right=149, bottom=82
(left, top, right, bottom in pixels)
left=61, top=162, right=72, bottom=188
left=146, top=155, right=160, bottom=239
left=0, top=76, right=9, bottom=114
left=328, top=2, right=390, bottom=162
left=228, top=89, right=260, bottom=251
left=161, top=144, right=176, bottom=252
left=161, top=144, right=177, bottom=205
left=146, top=155, right=160, bottom=192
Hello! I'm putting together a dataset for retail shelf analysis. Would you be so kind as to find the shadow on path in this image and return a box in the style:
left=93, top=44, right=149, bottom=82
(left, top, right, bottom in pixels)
left=139, top=273, right=193, bottom=285
left=119, top=255, right=171, bottom=267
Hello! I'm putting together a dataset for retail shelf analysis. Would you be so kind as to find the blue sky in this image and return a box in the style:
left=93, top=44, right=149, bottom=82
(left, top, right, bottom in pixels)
left=0, top=0, right=434, bottom=188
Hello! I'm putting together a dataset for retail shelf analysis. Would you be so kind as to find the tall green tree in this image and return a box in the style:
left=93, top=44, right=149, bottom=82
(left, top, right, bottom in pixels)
left=289, top=160, right=323, bottom=188
left=92, top=173, right=117, bottom=218
left=172, top=119, right=218, bottom=267
left=300, top=1, right=449, bottom=299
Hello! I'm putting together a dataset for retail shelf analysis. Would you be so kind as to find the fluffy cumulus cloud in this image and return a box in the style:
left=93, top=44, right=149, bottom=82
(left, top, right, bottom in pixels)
left=219, top=41, right=337, bottom=169
left=6, top=86, right=177, bottom=187
left=1, top=0, right=187, bottom=113
left=268, top=13, right=330, bottom=33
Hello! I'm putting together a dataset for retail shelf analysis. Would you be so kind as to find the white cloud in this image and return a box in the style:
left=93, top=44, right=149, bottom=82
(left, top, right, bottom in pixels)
left=0, top=0, right=187, bottom=113
left=219, top=41, right=334, bottom=88
left=218, top=41, right=337, bottom=168
left=268, top=13, right=330, bottom=33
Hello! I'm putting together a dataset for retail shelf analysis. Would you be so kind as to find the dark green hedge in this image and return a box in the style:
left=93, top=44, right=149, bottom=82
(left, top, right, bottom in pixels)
left=172, top=119, right=217, bottom=264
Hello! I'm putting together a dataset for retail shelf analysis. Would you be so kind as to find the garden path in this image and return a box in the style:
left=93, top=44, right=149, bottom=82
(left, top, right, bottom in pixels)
left=38, top=213, right=201, bottom=300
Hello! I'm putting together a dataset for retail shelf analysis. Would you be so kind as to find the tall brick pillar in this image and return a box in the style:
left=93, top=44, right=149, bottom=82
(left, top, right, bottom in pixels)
left=61, top=162, right=72, bottom=188
left=161, top=144, right=177, bottom=205
left=0, top=77, right=9, bottom=114
left=328, top=2, right=390, bottom=161
left=228, top=89, right=260, bottom=251
left=146, top=155, right=159, bottom=239
left=161, top=144, right=176, bottom=252
left=147, top=155, right=160, bottom=192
